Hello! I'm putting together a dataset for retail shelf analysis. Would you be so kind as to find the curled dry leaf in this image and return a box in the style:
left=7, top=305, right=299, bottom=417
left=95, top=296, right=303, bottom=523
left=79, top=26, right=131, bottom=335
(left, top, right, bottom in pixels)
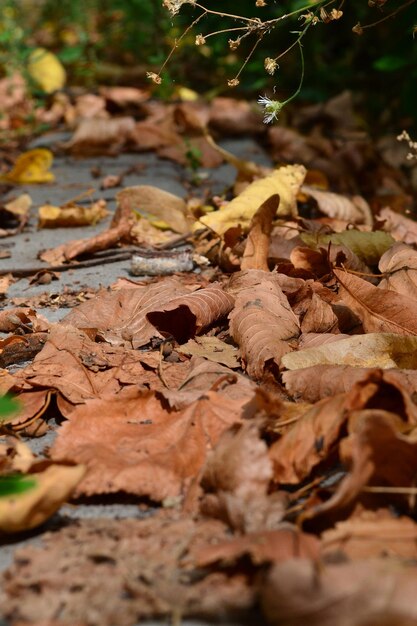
left=116, top=185, right=190, bottom=234
left=158, top=357, right=255, bottom=410
left=196, top=165, right=306, bottom=236
left=322, top=508, right=417, bottom=560
left=0, top=463, right=85, bottom=533
left=302, top=410, right=417, bottom=527
left=378, top=242, right=417, bottom=300
left=201, top=423, right=287, bottom=532
left=334, top=269, right=417, bottom=335
left=65, top=117, right=136, bottom=155
left=302, top=184, right=373, bottom=226
left=147, top=283, right=235, bottom=343
left=0, top=332, right=47, bottom=368
left=50, top=389, right=252, bottom=500
left=1, top=149, right=54, bottom=184
left=261, top=557, right=417, bottom=626
left=38, top=199, right=108, bottom=229
left=64, top=278, right=194, bottom=347
left=228, top=270, right=300, bottom=379
left=379, top=206, right=417, bottom=245
left=271, top=370, right=417, bottom=484
left=241, top=194, right=279, bottom=271
left=0, top=308, right=49, bottom=333
left=283, top=365, right=417, bottom=403
left=282, top=332, right=417, bottom=371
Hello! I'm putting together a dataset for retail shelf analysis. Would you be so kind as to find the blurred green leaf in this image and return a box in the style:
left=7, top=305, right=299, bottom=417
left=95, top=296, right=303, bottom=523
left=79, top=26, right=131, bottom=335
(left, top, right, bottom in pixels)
left=0, top=475, right=37, bottom=498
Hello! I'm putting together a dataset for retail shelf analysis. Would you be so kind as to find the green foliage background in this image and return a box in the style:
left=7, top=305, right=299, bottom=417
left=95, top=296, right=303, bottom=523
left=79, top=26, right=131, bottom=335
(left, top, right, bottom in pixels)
left=0, top=0, right=416, bottom=126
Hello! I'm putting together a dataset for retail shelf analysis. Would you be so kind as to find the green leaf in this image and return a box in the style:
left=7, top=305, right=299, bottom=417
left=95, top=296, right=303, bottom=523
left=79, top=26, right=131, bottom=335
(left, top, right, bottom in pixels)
left=0, top=475, right=37, bottom=498
left=0, top=395, right=20, bottom=421
left=374, top=55, right=408, bottom=72
left=301, top=230, right=395, bottom=265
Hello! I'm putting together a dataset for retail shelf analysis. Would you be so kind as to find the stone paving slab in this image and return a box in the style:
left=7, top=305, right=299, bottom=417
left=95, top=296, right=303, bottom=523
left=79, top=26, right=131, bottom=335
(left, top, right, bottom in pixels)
left=0, top=138, right=271, bottom=625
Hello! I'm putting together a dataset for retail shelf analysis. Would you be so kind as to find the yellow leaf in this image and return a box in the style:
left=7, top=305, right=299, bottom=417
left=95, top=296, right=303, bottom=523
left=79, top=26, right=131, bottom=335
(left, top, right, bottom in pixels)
left=0, top=463, right=85, bottom=533
left=175, top=86, right=199, bottom=101
left=301, top=230, right=395, bottom=265
left=2, top=149, right=55, bottom=184
left=38, top=199, right=108, bottom=228
left=195, top=164, right=306, bottom=235
left=281, top=333, right=417, bottom=371
left=27, top=47, right=66, bottom=94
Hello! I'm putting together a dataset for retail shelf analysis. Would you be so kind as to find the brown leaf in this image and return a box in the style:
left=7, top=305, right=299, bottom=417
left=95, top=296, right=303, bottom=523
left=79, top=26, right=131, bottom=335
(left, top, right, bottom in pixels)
left=50, top=389, right=251, bottom=499
left=200, top=422, right=287, bottom=532
left=178, top=336, right=240, bottom=369
left=302, top=184, right=373, bottom=225
left=0, top=308, right=49, bottom=333
left=158, top=136, right=224, bottom=168
left=271, top=370, right=417, bottom=484
left=334, top=268, right=417, bottom=334
left=303, top=410, right=417, bottom=527
left=147, top=283, right=235, bottom=343
left=11, top=325, right=157, bottom=406
left=158, top=357, right=255, bottom=410
left=283, top=365, right=417, bottom=403
left=379, top=206, right=417, bottom=245
left=66, top=117, right=136, bottom=155
left=228, top=270, right=300, bottom=379
left=64, top=278, right=194, bottom=347
left=2, top=514, right=253, bottom=624
left=195, top=526, right=319, bottom=568
left=0, top=332, right=47, bottom=368
left=241, top=194, right=279, bottom=271
left=378, top=242, right=417, bottom=299
left=261, top=557, right=417, bottom=626
left=322, top=508, right=417, bottom=560
left=116, top=185, right=190, bottom=234
left=209, top=97, right=264, bottom=135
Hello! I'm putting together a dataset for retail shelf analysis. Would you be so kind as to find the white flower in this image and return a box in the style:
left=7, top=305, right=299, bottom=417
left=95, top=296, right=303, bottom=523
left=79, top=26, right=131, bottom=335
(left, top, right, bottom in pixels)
left=257, top=95, right=283, bottom=124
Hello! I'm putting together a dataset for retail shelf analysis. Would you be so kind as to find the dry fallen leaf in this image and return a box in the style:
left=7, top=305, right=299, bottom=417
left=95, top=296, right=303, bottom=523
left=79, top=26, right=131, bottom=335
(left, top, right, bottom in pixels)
left=282, top=333, right=417, bottom=370
left=241, top=194, right=279, bottom=271
left=228, top=270, right=300, bottom=379
left=147, top=283, right=235, bottom=343
left=1, top=149, right=55, bottom=184
left=178, top=336, right=240, bottom=369
left=334, top=269, right=417, bottom=335
left=27, top=48, right=66, bottom=93
left=261, top=557, right=417, bottom=626
left=116, top=185, right=190, bottom=234
left=66, top=117, right=136, bottom=155
left=0, top=463, right=85, bottom=533
left=378, top=242, right=417, bottom=299
left=302, top=184, right=373, bottom=226
left=38, top=199, right=108, bottom=228
left=50, top=389, right=252, bottom=499
left=196, top=165, right=306, bottom=235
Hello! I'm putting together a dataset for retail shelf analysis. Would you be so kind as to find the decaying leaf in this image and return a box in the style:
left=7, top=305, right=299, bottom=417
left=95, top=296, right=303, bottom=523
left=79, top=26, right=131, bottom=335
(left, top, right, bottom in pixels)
left=378, top=242, right=417, bottom=300
left=261, top=558, right=417, bottom=626
left=50, top=389, right=252, bottom=499
left=282, top=333, right=417, bottom=370
left=241, top=194, right=279, bottom=271
left=302, top=185, right=373, bottom=226
left=0, top=463, right=85, bottom=533
left=334, top=269, right=417, bottom=335
left=196, top=165, right=306, bottom=235
left=228, top=270, right=300, bottom=379
left=38, top=199, right=108, bottom=228
left=66, top=117, right=136, bottom=155
left=116, top=186, right=190, bottom=234
left=1, top=149, right=55, bottom=184
left=178, top=336, right=240, bottom=368
left=2, top=514, right=254, bottom=624
left=147, top=283, right=235, bottom=343
left=301, top=230, right=394, bottom=266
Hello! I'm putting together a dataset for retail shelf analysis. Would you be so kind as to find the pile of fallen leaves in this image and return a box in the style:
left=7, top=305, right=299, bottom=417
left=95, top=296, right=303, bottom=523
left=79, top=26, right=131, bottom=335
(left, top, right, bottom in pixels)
left=1, top=85, right=417, bottom=626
